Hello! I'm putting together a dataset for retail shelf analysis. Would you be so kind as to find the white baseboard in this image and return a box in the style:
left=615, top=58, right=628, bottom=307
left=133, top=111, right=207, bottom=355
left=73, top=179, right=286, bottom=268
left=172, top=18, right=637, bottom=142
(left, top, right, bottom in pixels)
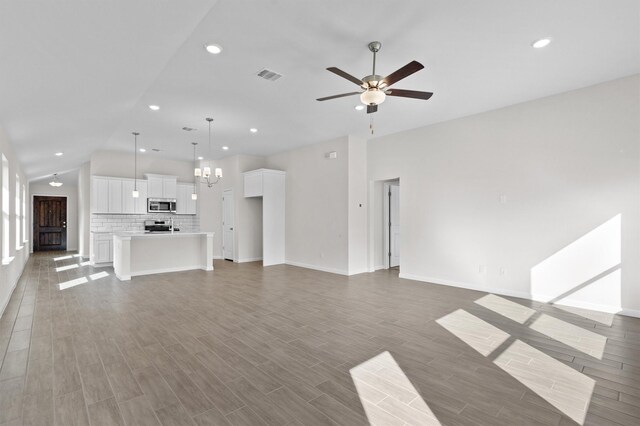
left=399, top=272, right=640, bottom=319
left=0, top=279, right=19, bottom=319
left=213, top=256, right=223, bottom=260
left=620, top=309, right=640, bottom=319
left=285, top=260, right=349, bottom=276
left=237, top=257, right=263, bottom=263
left=374, top=264, right=385, bottom=271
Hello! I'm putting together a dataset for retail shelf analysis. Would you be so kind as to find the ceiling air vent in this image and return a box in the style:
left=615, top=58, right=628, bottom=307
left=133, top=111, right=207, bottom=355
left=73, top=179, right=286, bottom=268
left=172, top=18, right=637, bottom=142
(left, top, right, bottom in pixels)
left=152, top=148, right=161, bottom=152
left=182, top=127, right=196, bottom=132
left=256, top=68, right=282, bottom=82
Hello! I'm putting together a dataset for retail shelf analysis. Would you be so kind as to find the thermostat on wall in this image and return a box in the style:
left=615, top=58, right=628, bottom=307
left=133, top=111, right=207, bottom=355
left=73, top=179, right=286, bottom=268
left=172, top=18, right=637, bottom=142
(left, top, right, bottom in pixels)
left=325, top=151, right=337, bottom=159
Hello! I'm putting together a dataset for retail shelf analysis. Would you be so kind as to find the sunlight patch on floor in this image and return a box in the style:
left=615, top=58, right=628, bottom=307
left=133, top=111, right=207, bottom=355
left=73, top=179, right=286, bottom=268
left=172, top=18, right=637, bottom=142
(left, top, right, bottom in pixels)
left=89, top=271, right=109, bottom=281
left=350, top=351, right=442, bottom=426
left=475, top=294, right=536, bottom=324
left=53, top=255, right=73, bottom=261
left=59, top=277, right=88, bottom=290
left=436, top=309, right=510, bottom=356
left=494, top=340, right=595, bottom=425
left=529, top=314, right=607, bottom=359
left=56, top=263, right=79, bottom=272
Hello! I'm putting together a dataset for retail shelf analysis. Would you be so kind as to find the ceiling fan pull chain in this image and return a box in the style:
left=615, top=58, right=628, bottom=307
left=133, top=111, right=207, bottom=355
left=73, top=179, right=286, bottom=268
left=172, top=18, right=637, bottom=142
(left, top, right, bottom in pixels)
left=370, top=115, right=374, bottom=135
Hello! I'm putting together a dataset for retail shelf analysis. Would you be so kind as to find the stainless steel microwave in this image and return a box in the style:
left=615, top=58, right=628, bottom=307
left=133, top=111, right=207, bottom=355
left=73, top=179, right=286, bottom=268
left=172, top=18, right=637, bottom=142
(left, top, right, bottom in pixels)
left=147, top=198, right=176, bottom=213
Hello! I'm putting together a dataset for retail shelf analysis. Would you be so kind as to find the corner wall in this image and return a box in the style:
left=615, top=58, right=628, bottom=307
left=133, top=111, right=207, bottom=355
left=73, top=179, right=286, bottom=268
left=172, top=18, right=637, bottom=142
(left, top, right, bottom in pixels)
left=368, top=74, right=640, bottom=315
left=78, top=162, right=90, bottom=257
left=267, top=137, right=350, bottom=274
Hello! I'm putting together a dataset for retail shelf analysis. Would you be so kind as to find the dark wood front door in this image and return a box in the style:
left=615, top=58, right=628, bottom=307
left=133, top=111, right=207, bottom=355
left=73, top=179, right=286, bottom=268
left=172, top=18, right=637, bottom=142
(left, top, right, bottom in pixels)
left=33, top=196, right=67, bottom=251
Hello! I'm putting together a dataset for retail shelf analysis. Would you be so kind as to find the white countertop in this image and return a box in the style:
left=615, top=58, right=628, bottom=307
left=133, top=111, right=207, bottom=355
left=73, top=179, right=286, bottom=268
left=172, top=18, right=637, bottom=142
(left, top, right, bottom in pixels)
left=113, top=231, right=213, bottom=239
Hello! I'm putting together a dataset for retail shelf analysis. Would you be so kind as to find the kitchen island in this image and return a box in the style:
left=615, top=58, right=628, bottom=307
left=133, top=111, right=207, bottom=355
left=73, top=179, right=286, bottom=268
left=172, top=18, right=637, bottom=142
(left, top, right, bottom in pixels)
left=113, top=232, right=214, bottom=281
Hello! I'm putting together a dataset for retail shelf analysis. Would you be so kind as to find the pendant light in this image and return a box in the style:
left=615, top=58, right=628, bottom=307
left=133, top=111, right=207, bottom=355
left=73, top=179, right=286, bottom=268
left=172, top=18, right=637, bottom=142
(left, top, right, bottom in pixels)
left=132, top=132, right=140, bottom=198
left=49, top=174, right=63, bottom=187
left=191, top=142, right=198, bottom=200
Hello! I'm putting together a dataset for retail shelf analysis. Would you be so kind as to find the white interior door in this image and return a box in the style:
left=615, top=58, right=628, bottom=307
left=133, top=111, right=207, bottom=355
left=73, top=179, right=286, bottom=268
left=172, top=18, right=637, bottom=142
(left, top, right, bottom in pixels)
left=222, top=189, right=235, bottom=261
left=389, top=184, right=400, bottom=267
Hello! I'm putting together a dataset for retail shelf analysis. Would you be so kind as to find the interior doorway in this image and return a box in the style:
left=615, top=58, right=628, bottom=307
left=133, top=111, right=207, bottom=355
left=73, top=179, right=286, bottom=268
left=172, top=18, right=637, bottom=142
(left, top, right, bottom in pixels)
left=33, top=196, right=67, bottom=251
left=384, top=181, right=400, bottom=269
left=222, top=188, right=235, bottom=261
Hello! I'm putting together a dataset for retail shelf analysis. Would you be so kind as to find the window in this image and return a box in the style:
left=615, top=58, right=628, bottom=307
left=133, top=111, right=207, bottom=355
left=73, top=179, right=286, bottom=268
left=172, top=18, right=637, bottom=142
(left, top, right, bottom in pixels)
left=22, top=184, right=26, bottom=242
left=16, top=174, right=20, bottom=249
left=2, top=154, right=9, bottom=260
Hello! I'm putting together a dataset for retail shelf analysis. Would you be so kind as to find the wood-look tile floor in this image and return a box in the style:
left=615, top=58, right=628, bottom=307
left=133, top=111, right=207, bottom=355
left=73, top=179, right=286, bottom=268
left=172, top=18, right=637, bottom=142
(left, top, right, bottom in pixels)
left=1, top=252, right=640, bottom=425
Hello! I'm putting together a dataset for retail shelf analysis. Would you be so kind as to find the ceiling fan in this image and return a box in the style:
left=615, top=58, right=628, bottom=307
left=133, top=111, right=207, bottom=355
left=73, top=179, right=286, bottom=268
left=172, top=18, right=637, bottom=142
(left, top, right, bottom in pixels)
left=317, top=41, right=433, bottom=114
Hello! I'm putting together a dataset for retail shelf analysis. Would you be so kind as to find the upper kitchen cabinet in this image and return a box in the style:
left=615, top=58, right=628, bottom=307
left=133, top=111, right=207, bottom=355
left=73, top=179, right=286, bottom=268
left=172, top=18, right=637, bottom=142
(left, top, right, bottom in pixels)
left=91, top=177, right=110, bottom=213
left=122, top=180, right=148, bottom=214
left=176, top=183, right=197, bottom=215
left=146, top=174, right=177, bottom=199
left=91, top=176, right=148, bottom=214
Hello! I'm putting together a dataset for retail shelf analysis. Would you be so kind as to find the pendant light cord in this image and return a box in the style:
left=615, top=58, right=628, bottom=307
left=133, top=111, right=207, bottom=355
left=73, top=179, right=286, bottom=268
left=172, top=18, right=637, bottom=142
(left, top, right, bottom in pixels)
left=132, top=132, right=139, bottom=190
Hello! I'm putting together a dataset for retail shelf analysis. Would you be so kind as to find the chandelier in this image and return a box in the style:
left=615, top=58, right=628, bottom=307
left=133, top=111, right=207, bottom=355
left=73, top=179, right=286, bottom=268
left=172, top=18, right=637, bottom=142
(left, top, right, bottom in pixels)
left=194, top=117, right=222, bottom=187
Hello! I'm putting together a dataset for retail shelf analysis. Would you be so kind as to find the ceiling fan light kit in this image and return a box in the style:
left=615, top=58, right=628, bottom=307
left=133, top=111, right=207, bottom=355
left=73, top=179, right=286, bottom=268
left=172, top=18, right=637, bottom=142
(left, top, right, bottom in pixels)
left=317, top=40, right=433, bottom=115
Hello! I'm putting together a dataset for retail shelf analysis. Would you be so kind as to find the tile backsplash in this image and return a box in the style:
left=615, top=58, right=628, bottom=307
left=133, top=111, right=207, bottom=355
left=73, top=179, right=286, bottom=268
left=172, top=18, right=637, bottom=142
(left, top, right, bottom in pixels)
left=91, top=213, right=199, bottom=233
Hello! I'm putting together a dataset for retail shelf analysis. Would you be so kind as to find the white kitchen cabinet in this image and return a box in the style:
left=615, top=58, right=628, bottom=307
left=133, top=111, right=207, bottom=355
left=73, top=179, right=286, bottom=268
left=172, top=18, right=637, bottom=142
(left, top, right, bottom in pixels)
left=176, top=183, right=197, bottom=215
left=243, top=169, right=286, bottom=266
left=244, top=171, right=263, bottom=197
left=92, top=176, right=148, bottom=214
left=147, top=176, right=164, bottom=199
left=122, top=180, right=147, bottom=214
left=91, top=233, right=113, bottom=264
left=134, top=181, right=148, bottom=214
left=108, top=179, right=123, bottom=213
left=91, top=177, right=110, bottom=213
left=146, top=174, right=177, bottom=199
left=122, top=180, right=136, bottom=214
left=163, top=179, right=177, bottom=199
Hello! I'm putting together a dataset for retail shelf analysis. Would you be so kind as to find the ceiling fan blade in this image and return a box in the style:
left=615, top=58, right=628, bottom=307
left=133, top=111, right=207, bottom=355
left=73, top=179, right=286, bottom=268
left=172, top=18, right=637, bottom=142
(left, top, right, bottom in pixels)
left=386, top=89, right=433, bottom=100
left=381, top=61, right=424, bottom=87
left=316, top=92, right=361, bottom=101
left=327, top=67, right=364, bottom=86
left=367, top=104, right=378, bottom=114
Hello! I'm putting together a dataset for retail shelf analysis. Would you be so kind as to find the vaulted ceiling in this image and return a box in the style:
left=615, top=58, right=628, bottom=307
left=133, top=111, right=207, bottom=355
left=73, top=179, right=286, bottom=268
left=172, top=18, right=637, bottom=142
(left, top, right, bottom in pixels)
left=1, top=0, right=639, bottom=182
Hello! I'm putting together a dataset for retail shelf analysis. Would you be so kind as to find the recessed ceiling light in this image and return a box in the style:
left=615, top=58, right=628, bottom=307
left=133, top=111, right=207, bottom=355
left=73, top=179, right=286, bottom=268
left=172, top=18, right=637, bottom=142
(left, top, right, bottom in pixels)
left=139, top=148, right=146, bottom=153
left=205, top=44, right=223, bottom=54
left=249, top=128, right=258, bottom=133
left=532, top=38, right=552, bottom=49
left=148, top=105, right=160, bottom=111
left=355, top=105, right=364, bottom=111
left=222, top=146, right=229, bottom=150
left=197, top=156, right=204, bottom=160
left=55, top=152, right=63, bottom=156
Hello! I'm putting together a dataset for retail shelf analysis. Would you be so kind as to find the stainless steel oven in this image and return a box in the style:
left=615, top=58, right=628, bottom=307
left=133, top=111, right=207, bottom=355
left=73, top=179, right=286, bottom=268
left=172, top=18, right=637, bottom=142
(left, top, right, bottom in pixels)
left=147, top=198, right=176, bottom=213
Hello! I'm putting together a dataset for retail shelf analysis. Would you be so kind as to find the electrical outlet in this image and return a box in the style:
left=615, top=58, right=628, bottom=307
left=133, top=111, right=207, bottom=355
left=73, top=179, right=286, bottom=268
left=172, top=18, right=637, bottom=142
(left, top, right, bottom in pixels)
left=499, top=195, right=507, bottom=204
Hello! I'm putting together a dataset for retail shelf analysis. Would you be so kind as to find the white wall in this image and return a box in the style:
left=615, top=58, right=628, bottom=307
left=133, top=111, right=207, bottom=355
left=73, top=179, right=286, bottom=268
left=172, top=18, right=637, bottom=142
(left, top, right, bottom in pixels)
left=90, top=150, right=194, bottom=182
left=267, top=137, right=350, bottom=274
left=0, top=125, right=29, bottom=317
left=30, top=183, right=79, bottom=252
left=347, top=136, right=368, bottom=275
left=78, top=162, right=90, bottom=257
left=368, top=74, right=640, bottom=315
